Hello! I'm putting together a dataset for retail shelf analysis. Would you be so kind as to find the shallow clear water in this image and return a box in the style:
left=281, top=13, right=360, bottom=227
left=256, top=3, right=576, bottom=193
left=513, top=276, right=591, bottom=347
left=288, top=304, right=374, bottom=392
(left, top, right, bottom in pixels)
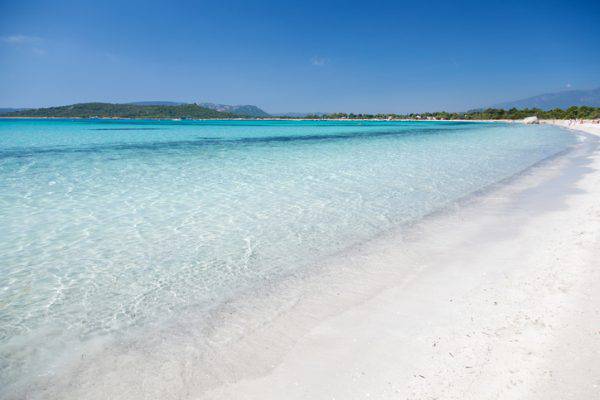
left=0, top=119, right=576, bottom=394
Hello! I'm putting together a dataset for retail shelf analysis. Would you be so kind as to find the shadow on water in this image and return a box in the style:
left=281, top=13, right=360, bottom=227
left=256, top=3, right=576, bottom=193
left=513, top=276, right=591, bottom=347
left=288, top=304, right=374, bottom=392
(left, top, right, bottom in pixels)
left=88, top=128, right=164, bottom=131
left=17, top=118, right=492, bottom=129
left=0, top=127, right=460, bottom=159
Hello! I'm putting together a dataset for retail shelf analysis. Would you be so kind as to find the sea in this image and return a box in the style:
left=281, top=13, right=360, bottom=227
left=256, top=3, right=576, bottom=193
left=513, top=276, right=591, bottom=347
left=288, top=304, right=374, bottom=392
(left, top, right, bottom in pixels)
left=0, top=119, right=578, bottom=397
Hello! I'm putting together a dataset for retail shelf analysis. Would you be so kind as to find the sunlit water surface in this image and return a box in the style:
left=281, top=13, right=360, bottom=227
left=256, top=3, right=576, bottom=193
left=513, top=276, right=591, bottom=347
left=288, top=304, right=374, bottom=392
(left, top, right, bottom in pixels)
left=0, top=119, right=576, bottom=395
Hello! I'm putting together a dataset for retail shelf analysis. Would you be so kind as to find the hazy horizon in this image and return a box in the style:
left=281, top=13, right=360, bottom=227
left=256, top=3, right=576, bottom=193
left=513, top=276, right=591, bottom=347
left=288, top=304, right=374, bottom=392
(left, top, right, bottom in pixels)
left=1, top=0, right=599, bottom=113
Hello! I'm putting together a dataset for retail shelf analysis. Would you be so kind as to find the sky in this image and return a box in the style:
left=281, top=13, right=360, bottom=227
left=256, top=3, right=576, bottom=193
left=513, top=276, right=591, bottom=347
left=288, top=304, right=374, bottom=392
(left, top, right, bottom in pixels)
left=1, top=0, right=599, bottom=113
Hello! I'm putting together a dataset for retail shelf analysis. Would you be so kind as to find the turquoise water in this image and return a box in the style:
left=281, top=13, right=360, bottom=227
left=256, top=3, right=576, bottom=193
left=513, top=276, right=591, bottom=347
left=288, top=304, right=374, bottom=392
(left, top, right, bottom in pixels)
left=0, top=119, right=576, bottom=395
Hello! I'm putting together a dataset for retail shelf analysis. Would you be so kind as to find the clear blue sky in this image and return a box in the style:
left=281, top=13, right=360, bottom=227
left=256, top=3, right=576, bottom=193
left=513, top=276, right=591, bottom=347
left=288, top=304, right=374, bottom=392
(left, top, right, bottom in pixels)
left=1, top=0, right=599, bottom=113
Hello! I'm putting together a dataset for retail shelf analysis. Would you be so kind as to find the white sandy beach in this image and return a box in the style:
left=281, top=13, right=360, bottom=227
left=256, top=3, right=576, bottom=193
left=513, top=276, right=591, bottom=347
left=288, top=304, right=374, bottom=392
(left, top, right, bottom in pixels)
left=197, top=121, right=600, bottom=400
left=23, top=121, right=600, bottom=400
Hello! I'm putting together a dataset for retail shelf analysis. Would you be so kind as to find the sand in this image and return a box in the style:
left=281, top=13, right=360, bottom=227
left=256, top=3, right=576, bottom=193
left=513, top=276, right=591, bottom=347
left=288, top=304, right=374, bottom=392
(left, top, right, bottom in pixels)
left=201, top=121, right=600, bottom=400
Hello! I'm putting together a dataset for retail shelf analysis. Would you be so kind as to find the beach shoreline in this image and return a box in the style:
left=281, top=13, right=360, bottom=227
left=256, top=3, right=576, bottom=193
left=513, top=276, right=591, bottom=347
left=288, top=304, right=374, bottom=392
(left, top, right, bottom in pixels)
left=197, top=121, right=600, bottom=399
left=1, top=115, right=598, bottom=129
left=201, top=122, right=600, bottom=400
left=30, top=122, right=600, bottom=400
left=0, top=116, right=516, bottom=122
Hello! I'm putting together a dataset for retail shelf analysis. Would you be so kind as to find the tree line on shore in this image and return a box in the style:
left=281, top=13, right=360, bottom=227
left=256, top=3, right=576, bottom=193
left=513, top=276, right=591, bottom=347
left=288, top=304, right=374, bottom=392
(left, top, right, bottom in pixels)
left=3, top=103, right=600, bottom=120
left=304, top=106, right=600, bottom=120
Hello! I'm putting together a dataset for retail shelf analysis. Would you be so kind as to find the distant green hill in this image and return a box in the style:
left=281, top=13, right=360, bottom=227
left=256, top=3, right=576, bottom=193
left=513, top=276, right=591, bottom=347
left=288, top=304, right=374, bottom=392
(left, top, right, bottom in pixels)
left=199, top=103, right=270, bottom=117
left=127, top=101, right=186, bottom=106
left=4, top=102, right=239, bottom=119
left=0, top=107, right=29, bottom=115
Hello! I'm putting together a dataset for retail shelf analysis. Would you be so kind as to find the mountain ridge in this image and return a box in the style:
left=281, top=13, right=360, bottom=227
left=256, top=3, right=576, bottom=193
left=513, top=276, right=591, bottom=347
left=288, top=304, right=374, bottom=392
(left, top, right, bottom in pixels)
left=199, top=103, right=270, bottom=117
left=492, top=87, right=600, bottom=110
left=0, top=108, right=29, bottom=115
left=127, top=101, right=186, bottom=106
